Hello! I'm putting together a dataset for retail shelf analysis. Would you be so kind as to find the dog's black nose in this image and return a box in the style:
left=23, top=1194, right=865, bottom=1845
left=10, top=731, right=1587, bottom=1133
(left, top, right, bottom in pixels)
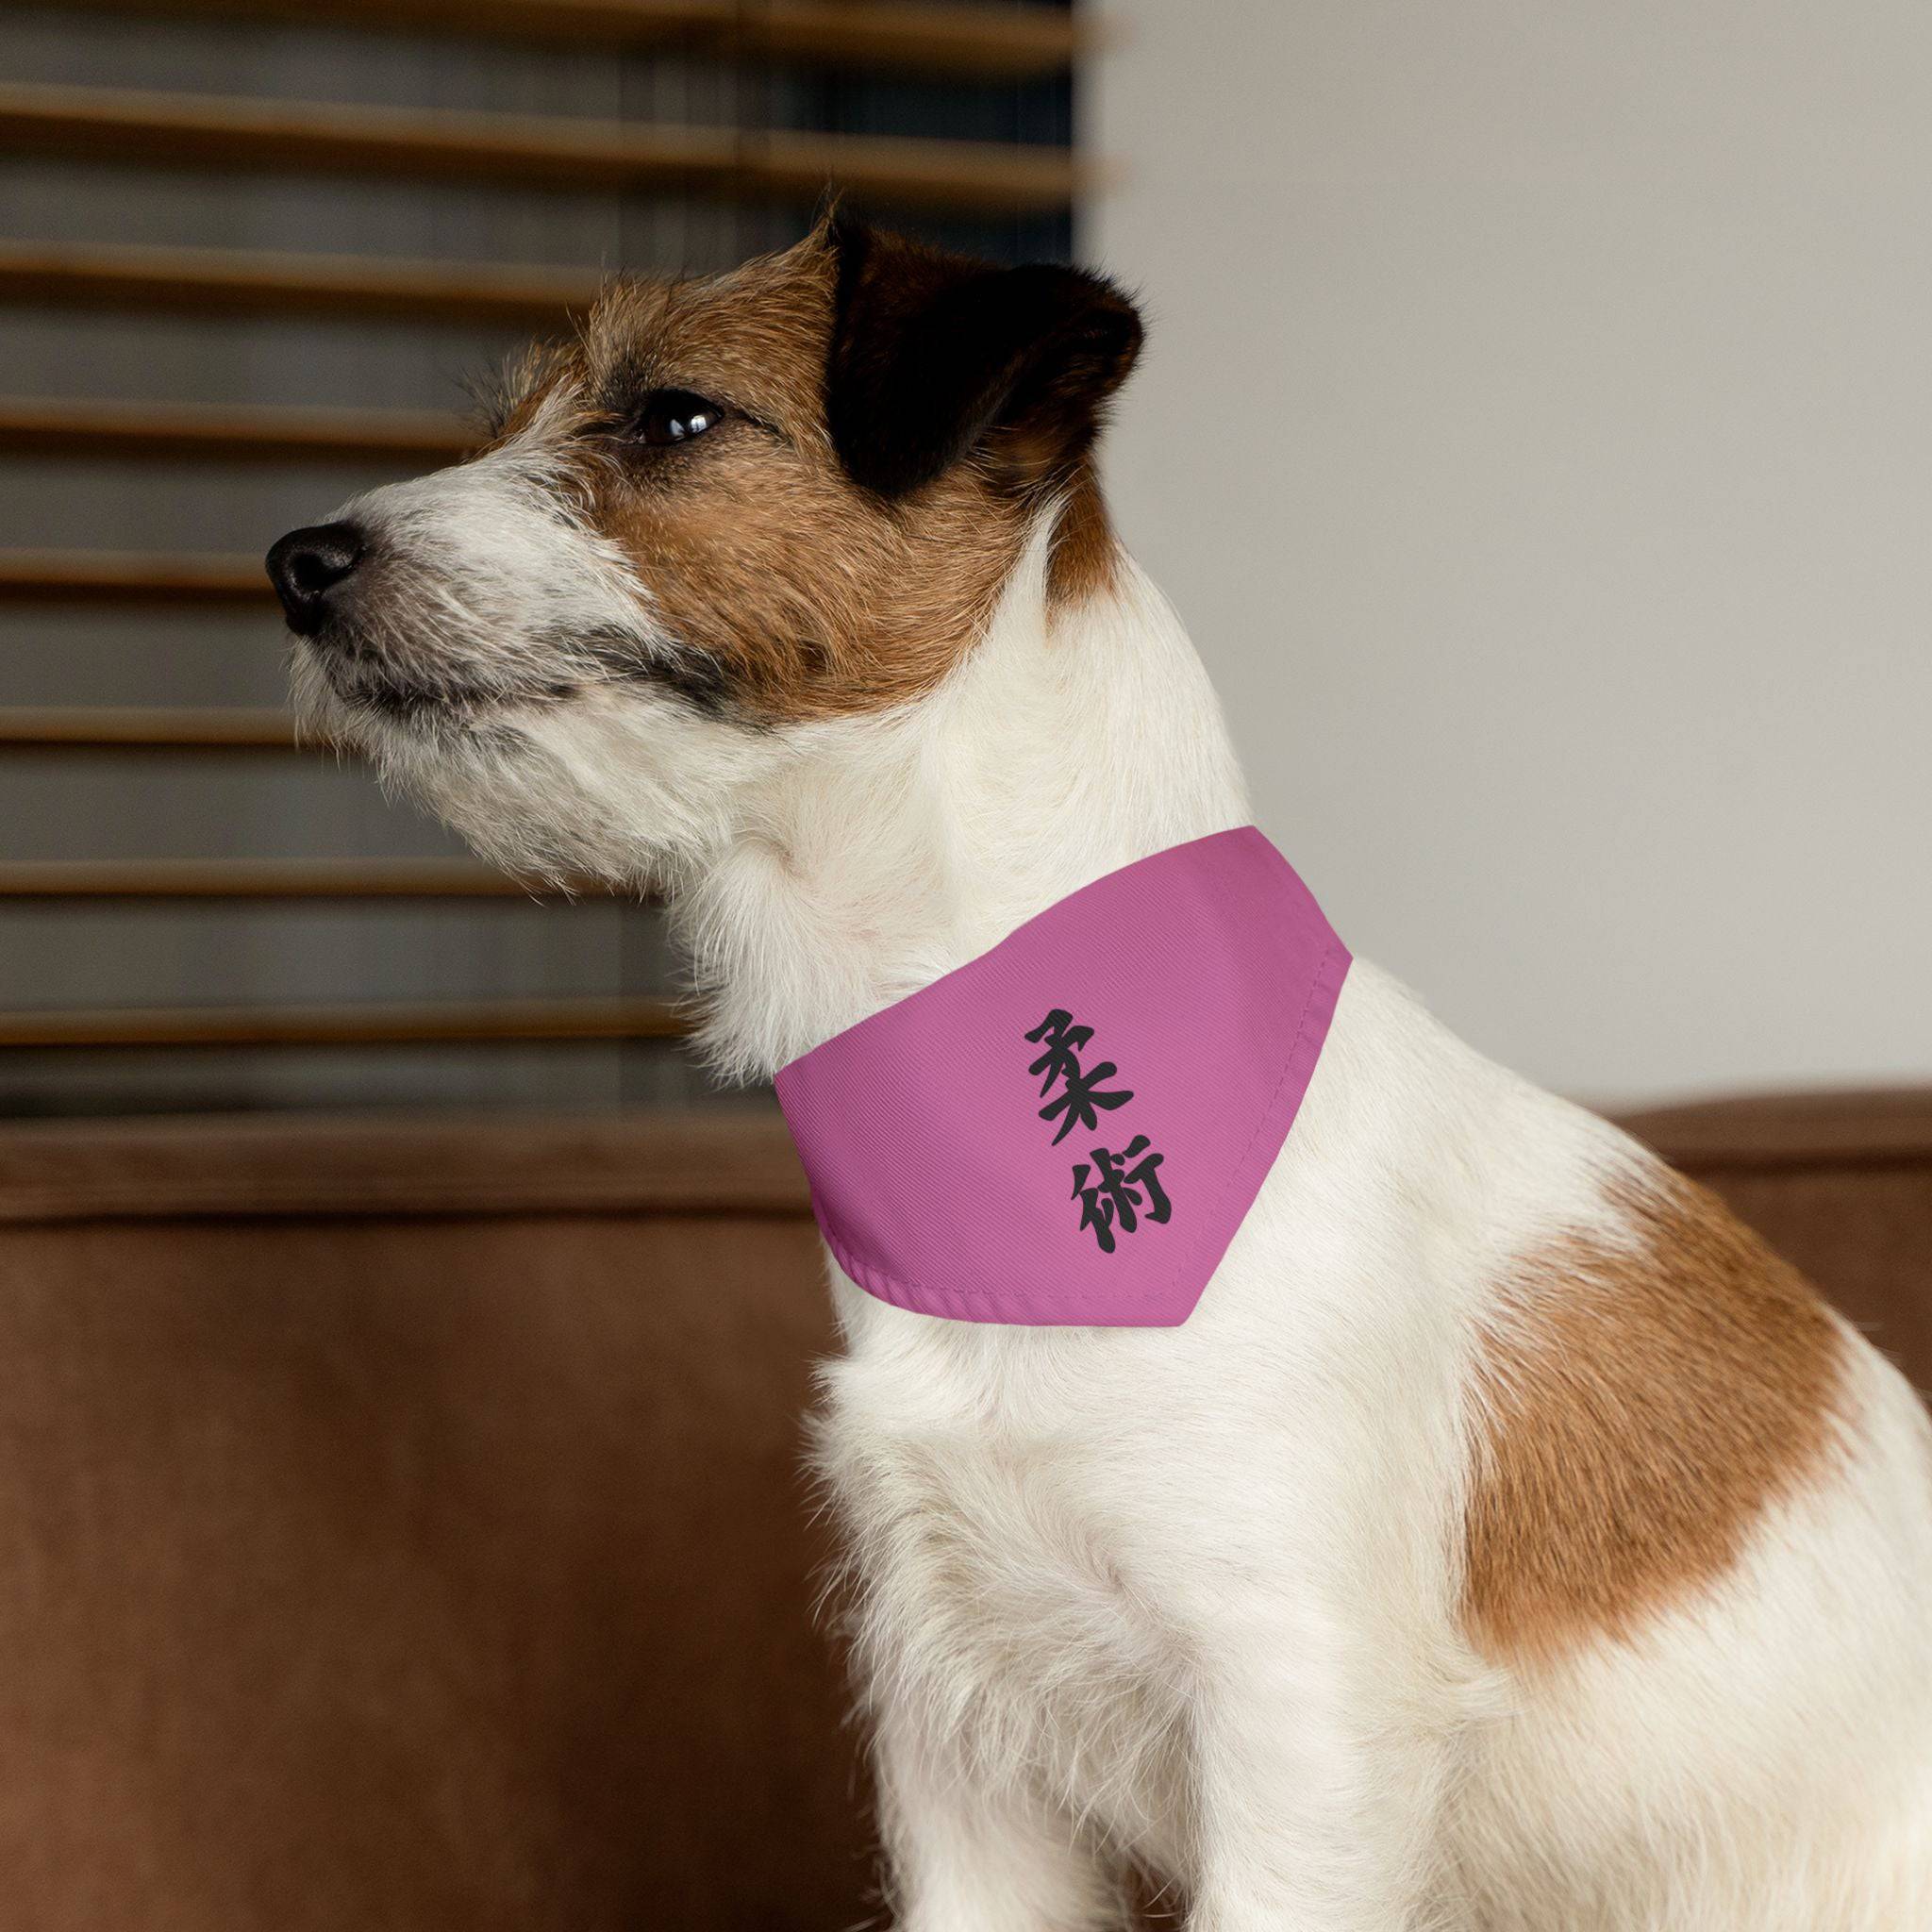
left=266, top=522, right=365, bottom=636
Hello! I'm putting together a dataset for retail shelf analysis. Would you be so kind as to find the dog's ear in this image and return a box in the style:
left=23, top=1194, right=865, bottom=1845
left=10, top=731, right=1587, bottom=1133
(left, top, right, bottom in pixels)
left=824, top=214, right=1143, bottom=500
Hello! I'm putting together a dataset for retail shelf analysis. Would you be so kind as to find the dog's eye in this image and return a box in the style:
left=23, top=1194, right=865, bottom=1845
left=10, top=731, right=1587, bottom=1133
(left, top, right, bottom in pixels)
left=631, top=390, right=725, bottom=447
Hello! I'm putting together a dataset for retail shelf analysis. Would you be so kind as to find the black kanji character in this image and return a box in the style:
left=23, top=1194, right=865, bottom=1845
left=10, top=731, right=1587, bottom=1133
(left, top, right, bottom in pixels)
left=1040, top=1058, right=1133, bottom=1145
left=1072, top=1160, right=1120, bottom=1253
left=1072, top=1136, right=1171, bottom=1253
left=1024, top=1008, right=1093, bottom=1096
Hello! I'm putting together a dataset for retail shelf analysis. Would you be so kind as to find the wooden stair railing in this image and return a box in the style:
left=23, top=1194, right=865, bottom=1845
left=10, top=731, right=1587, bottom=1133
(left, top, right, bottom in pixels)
left=0, top=708, right=296, bottom=751
left=0, top=241, right=599, bottom=327
left=0, top=396, right=472, bottom=465
left=35, top=0, right=1087, bottom=77
left=0, top=860, right=594, bottom=900
left=0, top=551, right=273, bottom=606
left=0, top=82, right=1087, bottom=216
left=0, top=8, right=1086, bottom=1074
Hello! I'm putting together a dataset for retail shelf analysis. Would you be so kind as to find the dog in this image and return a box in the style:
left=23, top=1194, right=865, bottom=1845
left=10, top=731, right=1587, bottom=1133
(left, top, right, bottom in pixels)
left=268, top=215, right=1932, bottom=1930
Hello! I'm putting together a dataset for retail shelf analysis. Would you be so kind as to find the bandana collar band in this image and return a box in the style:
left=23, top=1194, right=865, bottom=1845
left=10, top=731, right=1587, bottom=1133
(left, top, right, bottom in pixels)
left=774, top=827, right=1351, bottom=1327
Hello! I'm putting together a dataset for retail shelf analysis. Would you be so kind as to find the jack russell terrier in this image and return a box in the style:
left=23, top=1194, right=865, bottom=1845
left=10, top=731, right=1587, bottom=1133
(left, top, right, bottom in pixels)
left=268, top=216, right=1932, bottom=1931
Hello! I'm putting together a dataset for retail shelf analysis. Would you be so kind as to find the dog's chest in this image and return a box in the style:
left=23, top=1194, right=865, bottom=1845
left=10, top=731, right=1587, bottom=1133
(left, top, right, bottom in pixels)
left=819, top=1326, right=1192, bottom=1854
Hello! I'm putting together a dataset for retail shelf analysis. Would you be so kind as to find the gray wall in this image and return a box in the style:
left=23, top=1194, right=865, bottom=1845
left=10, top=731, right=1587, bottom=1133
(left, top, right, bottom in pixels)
left=1091, top=0, right=1931, bottom=1107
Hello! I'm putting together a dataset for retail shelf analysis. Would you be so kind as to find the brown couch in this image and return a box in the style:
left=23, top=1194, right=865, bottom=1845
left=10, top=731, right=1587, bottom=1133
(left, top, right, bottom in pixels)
left=0, top=1091, right=1925, bottom=1931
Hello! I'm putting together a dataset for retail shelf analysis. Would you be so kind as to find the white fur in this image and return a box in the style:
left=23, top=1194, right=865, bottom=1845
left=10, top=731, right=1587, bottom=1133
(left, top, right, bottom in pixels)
left=295, top=485, right=1932, bottom=1929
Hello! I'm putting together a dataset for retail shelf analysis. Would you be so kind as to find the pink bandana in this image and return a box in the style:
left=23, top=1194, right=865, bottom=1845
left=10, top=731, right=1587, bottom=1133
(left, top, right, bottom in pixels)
left=774, top=828, right=1350, bottom=1326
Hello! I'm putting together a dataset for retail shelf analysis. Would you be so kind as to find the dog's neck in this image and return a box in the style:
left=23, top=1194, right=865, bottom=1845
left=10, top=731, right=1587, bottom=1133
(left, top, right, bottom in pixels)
left=679, top=525, right=1253, bottom=1081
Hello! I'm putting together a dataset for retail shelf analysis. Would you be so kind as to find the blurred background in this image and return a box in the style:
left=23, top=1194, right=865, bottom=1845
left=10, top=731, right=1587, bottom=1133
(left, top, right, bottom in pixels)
left=0, top=0, right=1071, bottom=1118
left=1096, top=0, right=1932, bottom=1107
left=0, top=4, right=1925, bottom=1929
left=1, top=0, right=1925, bottom=1118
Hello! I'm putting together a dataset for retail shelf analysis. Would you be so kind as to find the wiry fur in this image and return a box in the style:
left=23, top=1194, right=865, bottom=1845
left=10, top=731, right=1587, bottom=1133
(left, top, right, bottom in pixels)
left=280, top=230, right=1932, bottom=1930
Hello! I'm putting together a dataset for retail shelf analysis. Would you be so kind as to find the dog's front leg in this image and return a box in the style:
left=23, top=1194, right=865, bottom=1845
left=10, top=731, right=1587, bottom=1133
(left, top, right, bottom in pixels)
left=873, top=1703, right=1126, bottom=1932
left=1183, top=1597, right=1459, bottom=1932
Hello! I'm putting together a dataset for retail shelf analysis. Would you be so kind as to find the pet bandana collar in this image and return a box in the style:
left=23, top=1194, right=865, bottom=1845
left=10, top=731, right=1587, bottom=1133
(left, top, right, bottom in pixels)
left=774, top=827, right=1350, bottom=1327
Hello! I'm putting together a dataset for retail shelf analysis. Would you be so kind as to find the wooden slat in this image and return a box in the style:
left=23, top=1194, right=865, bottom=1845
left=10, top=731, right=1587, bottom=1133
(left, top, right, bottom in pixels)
left=0, top=552, right=272, bottom=606
left=0, top=708, right=297, bottom=750
left=0, top=396, right=470, bottom=465
left=31, top=0, right=1085, bottom=78
left=0, top=1111, right=810, bottom=1224
left=0, top=995, right=685, bottom=1048
left=0, top=83, right=1085, bottom=216
left=0, top=240, right=599, bottom=327
left=0, top=859, right=575, bottom=900
left=748, top=0, right=1084, bottom=76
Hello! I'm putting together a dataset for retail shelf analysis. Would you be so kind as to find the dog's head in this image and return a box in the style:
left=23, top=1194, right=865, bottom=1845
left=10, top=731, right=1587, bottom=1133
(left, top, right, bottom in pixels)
left=268, top=217, right=1141, bottom=884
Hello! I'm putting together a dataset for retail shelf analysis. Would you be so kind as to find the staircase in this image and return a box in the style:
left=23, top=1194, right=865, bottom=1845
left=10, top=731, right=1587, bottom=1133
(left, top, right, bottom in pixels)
left=0, top=0, right=1081, bottom=1112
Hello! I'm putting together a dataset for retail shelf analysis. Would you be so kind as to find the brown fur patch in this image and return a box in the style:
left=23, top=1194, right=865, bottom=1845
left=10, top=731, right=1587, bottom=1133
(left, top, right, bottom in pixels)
left=579, top=242, right=1029, bottom=721
left=482, top=226, right=1130, bottom=723
left=1046, top=463, right=1122, bottom=608
left=1462, top=1169, right=1847, bottom=1663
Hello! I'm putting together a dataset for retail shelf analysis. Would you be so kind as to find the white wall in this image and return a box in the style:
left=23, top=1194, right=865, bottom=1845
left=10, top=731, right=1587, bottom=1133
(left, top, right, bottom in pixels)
left=1090, top=0, right=1931, bottom=1106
